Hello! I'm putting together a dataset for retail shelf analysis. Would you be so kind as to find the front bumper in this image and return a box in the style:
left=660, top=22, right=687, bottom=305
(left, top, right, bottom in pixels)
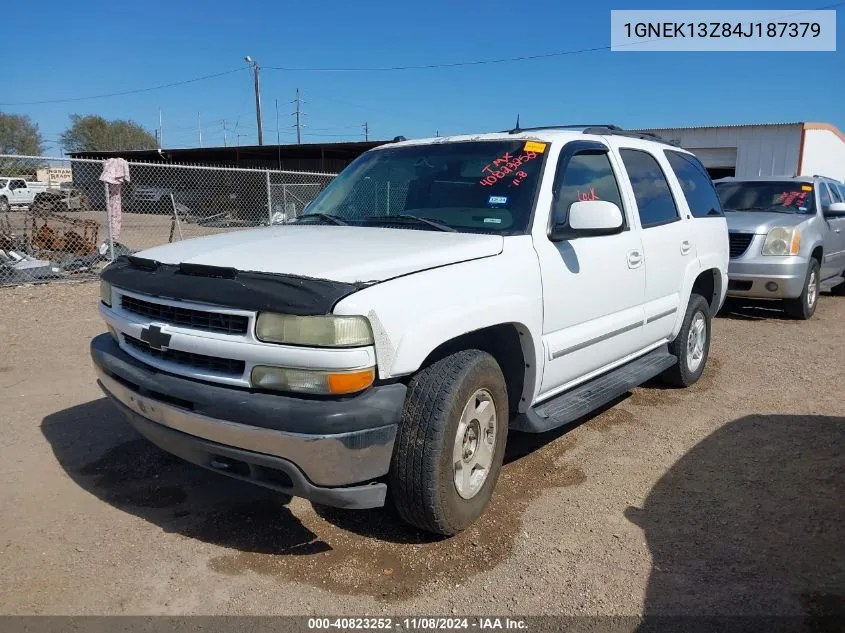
left=90, top=334, right=405, bottom=509
left=727, top=255, right=809, bottom=299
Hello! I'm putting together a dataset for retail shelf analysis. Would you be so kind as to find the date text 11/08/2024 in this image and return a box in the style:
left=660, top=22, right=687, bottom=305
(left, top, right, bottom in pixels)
left=307, top=617, right=528, bottom=630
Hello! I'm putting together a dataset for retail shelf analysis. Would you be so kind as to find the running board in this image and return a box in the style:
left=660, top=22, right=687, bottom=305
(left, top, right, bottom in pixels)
left=512, top=347, right=678, bottom=433
left=820, top=275, right=844, bottom=292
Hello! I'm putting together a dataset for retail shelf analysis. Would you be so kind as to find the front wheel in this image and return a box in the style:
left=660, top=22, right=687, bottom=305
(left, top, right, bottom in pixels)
left=661, top=294, right=712, bottom=388
left=390, top=350, right=508, bottom=536
left=0, top=197, right=9, bottom=213
left=783, top=260, right=819, bottom=320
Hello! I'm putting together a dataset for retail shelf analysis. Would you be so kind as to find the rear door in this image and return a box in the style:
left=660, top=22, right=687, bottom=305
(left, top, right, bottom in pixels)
left=612, top=142, right=696, bottom=343
left=664, top=149, right=728, bottom=303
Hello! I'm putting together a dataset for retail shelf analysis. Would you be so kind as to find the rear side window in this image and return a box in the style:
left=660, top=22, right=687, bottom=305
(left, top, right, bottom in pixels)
left=827, top=182, right=843, bottom=203
left=665, top=151, right=723, bottom=218
left=619, top=149, right=679, bottom=228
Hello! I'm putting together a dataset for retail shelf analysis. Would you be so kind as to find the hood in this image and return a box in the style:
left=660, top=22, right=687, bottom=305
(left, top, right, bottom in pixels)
left=725, top=211, right=812, bottom=234
left=135, top=225, right=504, bottom=283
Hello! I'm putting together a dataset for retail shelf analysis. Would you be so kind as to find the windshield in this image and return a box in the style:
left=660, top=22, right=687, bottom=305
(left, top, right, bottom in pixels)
left=299, top=140, right=547, bottom=234
left=715, top=181, right=816, bottom=214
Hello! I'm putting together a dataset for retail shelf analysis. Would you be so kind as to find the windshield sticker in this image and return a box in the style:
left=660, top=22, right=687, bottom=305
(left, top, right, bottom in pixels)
left=479, top=150, right=539, bottom=187
left=483, top=217, right=503, bottom=224
left=523, top=141, right=546, bottom=153
left=778, top=191, right=808, bottom=206
left=488, top=195, right=508, bottom=206
left=577, top=187, right=600, bottom=201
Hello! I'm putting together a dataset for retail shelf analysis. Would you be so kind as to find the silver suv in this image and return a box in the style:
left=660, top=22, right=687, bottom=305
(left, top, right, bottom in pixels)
left=714, top=175, right=845, bottom=319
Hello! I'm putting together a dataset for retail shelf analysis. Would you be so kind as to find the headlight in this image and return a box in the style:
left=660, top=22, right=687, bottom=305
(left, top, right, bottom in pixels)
left=761, top=227, right=800, bottom=256
left=255, top=313, right=373, bottom=347
left=251, top=365, right=375, bottom=395
left=100, top=280, right=112, bottom=306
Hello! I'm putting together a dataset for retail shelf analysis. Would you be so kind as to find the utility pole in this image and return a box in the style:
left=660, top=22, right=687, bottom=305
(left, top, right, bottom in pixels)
left=158, top=107, right=163, bottom=148
left=363, top=121, right=369, bottom=141
left=222, top=120, right=228, bottom=147
left=198, top=112, right=202, bottom=147
left=245, top=55, right=263, bottom=145
left=294, top=88, right=302, bottom=144
left=275, top=98, right=281, bottom=168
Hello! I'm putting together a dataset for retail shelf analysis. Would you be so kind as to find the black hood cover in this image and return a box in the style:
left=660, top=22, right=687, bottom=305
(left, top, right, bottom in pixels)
left=100, top=255, right=370, bottom=315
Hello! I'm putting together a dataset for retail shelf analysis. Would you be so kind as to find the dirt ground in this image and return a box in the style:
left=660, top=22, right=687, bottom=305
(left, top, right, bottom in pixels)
left=0, top=282, right=842, bottom=616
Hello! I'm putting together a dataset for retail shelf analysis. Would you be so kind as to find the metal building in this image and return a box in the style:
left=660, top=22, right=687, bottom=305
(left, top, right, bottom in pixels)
left=637, top=122, right=845, bottom=182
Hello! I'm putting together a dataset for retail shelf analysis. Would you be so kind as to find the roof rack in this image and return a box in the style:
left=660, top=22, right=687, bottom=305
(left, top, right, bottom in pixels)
left=503, top=123, right=680, bottom=147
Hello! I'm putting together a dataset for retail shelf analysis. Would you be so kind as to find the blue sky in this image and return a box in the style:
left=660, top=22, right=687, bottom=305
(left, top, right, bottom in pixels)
left=3, top=0, right=843, bottom=152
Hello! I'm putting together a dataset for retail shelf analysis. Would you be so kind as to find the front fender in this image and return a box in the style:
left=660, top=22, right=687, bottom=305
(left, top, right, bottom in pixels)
left=333, top=237, right=545, bottom=405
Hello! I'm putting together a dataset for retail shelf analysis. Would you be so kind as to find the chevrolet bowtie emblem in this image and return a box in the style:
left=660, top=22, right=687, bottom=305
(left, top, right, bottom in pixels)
left=140, top=325, right=171, bottom=351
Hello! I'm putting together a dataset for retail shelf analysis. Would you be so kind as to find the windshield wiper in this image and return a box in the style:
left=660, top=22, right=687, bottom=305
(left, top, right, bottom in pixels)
left=363, top=214, right=456, bottom=232
left=293, top=213, right=348, bottom=226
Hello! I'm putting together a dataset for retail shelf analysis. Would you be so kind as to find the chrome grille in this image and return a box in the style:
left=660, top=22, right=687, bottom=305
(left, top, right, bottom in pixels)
left=728, top=232, right=754, bottom=258
left=121, top=294, right=249, bottom=335
left=123, top=334, right=246, bottom=376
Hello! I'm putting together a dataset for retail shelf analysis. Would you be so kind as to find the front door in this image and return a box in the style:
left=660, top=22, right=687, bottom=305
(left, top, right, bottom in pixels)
left=820, top=181, right=845, bottom=277
left=9, top=180, right=27, bottom=205
left=535, top=143, right=647, bottom=397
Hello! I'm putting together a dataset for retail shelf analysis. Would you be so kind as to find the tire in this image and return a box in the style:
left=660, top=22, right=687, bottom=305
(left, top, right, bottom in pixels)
left=390, top=349, right=509, bottom=536
left=783, top=259, right=820, bottom=320
left=0, top=197, right=9, bottom=213
left=661, top=294, right=712, bottom=388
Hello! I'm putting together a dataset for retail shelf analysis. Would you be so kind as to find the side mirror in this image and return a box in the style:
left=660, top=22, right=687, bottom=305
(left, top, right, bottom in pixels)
left=823, top=202, right=845, bottom=217
left=549, top=200, right=625, bottom=241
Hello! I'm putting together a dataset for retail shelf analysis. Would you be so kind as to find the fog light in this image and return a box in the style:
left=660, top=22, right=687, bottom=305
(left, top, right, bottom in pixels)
left=765, top=282, right=778, bottom=292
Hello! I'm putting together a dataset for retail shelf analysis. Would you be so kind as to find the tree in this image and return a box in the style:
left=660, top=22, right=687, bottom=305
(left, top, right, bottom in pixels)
left=60, top=115, right=157, bottom=153
left=0, top=112, right=43, bottom=156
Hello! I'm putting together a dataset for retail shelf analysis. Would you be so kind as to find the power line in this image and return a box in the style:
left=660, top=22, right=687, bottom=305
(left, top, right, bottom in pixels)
left=0, top=68, right=243, bottom=106
left=266, top=45, right=610, bottom=72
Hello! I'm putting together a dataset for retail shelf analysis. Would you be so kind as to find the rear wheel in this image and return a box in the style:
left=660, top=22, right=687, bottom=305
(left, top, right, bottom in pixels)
left=390, top=350, right=508, bottom=535
left=661, top=294, right=712, bottom=388
left=783, top=260, right=819, bottom=320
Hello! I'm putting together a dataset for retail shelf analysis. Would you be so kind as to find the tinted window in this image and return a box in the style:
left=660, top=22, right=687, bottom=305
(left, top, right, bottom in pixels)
left=552, top=151, right=624, bottom=225
left=619, top=149, right=679, bottom=228
left=818, top=182, right=832, bottom=208
left=838, top=184, right=845, bottom=201
left=665, top=151, right=723, bottom=218
left=715, top=180, right=816, bottom=215
left=826, top=182, right=843, bottom=203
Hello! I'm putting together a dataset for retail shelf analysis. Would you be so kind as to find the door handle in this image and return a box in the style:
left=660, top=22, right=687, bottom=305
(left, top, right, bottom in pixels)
left=680, top=240, right=691, bottom=255
left=627, top=249, right=643, bottom=268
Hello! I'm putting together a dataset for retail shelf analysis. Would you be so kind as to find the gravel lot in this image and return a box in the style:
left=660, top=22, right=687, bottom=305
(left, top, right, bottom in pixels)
left=0, top=282, right=842, bottom=616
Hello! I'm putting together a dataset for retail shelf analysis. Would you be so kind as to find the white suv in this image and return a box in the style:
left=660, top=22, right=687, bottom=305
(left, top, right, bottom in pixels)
left=92, top=125, right=729, bottom=535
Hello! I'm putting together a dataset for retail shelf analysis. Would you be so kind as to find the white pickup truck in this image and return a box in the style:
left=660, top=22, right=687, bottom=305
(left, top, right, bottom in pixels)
left=92, top=125, right=729, bottom=535
left=0, top=178, right=48, bottom=212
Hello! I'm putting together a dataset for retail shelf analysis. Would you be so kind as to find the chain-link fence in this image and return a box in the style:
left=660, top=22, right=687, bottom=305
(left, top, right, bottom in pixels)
left=0, top=154, right=336, bottom=286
